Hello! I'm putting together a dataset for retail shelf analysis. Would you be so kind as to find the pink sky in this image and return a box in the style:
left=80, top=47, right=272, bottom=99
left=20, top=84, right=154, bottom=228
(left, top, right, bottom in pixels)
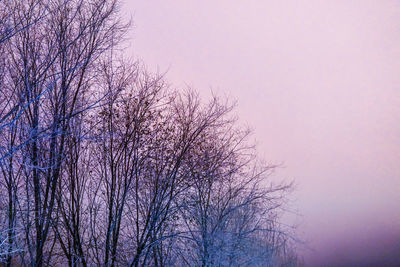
left=124, top=0, right=400, bottom=265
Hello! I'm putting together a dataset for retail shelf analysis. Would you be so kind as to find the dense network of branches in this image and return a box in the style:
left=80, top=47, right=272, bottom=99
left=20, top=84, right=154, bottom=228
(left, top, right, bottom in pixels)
left=0, top=0, right=297, bottom=266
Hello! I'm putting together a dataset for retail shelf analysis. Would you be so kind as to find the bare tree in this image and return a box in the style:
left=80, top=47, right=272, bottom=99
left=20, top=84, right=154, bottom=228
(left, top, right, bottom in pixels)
left=0, top=0, right=128, bottom=265
left=162, top=92, right=293, bottom=267
left=0, top=1, right=298, bottom=266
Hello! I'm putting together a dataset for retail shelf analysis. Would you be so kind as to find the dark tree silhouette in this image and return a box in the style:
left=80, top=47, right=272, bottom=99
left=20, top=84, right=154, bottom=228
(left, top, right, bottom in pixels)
left=0, top=1, right=298, bottom=266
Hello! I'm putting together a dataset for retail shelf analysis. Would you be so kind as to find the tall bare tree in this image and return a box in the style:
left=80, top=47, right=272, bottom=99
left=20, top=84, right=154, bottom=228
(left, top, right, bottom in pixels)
left=0, top=0, right=128, bottom=265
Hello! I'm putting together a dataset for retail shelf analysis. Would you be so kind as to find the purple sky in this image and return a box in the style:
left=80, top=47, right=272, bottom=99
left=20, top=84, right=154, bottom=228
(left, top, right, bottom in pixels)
left=124, top=1, right=400, bottom=265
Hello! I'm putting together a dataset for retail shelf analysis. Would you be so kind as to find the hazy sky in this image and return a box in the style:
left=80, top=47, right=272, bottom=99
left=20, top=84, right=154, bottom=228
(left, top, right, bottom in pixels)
left=124, top=1, right=400, bottom=265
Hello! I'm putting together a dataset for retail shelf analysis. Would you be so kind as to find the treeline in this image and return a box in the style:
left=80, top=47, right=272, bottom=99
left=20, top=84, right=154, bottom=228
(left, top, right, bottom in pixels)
left=0, top=0, right=297, bottom=266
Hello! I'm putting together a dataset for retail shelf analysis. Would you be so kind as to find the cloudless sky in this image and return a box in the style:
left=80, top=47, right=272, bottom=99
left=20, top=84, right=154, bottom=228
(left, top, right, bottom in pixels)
left=123, top=1, right=400, bottom=265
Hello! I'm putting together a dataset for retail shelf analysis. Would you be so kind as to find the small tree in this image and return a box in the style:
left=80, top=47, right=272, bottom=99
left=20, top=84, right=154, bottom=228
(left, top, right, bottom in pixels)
left=169, top=93, right=295, bottom=267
